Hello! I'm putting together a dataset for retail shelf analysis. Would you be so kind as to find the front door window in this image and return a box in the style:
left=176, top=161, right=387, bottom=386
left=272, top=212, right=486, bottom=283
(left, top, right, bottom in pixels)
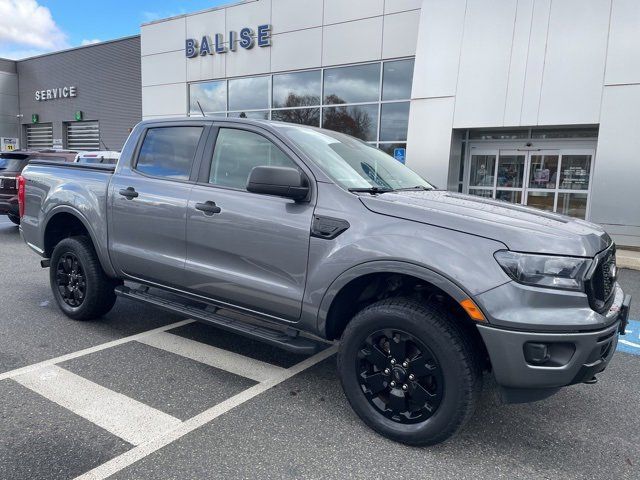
left=466, top=148, right=594, bottom=219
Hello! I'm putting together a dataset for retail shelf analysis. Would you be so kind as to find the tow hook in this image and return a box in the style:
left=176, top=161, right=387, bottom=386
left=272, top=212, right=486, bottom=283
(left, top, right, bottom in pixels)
left=584, top=376, right=598, bottom=385
left=40, top=259, right=50, bottom=268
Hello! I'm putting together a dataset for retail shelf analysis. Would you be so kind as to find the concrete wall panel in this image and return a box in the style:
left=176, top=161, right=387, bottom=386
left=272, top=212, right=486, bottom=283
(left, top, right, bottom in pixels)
left=537, top=0, right=611, bottom=125
left=382, top=10, right=420, bottom=59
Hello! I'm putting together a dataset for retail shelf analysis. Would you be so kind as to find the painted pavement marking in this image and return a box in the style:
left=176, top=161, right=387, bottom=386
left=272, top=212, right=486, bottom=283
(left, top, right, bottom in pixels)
left=14, top=365, right=181, bottom=446
left=75, top=345, right=338, bottom=480
left=618, top=319, right=640, bottom=355
left=0, top=319, right=195, bottom=382
left=137, top=331, right=285, bottom=382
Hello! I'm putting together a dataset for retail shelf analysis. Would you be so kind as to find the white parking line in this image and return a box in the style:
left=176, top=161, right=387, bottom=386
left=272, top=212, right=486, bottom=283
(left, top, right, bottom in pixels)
left=138, top=331, right=285, bottom=382
left=14, top=365, right=181, bottom=446
left=75, top=344, right=338, bottom=480
left=0, top=319, right=194, bottom=382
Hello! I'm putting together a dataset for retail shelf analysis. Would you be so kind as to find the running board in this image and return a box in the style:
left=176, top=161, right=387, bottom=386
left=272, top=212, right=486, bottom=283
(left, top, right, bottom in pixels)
left=114, top=285, right=320, bottom=355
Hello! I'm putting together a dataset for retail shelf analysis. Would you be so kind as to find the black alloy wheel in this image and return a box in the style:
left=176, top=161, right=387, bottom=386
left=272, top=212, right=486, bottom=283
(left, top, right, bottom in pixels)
left=338, top=298, right=481, bottom=446
left=357, top=329, right=444, bottom=424
left=55, top=252, right=87, bottom=307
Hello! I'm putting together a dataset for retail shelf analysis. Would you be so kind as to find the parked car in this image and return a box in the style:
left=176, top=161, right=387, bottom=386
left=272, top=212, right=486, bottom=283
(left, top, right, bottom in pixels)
left=75, top=151, right=120, bottom=165
left=0, top=149, right=78, bottom=224
left=18, top=118, right=631, bottom=445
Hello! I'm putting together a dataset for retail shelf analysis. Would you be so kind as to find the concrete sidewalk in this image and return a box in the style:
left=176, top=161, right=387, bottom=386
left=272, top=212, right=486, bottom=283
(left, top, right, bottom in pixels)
left=618, top=249, right=640, bottom=270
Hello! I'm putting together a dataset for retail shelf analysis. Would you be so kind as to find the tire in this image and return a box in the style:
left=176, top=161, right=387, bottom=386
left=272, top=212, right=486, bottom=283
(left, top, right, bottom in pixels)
left=337, top=297, right=481, bottom=446
left=7, top=214, right=19, bottom=225
left=49, top=236, right=118, bottom=321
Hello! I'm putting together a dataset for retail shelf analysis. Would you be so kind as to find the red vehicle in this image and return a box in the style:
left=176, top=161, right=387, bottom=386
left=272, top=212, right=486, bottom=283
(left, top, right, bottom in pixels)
left=0, top=150, right=78, bottom=224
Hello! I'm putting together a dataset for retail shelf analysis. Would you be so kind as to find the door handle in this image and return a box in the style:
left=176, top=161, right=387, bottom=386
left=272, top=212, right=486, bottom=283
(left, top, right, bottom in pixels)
left=195, top=201, right=222, bottom=215
left=119, top=187, right=138, bottom=199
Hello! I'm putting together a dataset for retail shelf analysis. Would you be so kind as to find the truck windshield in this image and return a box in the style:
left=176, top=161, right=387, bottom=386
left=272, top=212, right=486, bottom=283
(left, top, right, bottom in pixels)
left=276, top=125, right=434, bottom=192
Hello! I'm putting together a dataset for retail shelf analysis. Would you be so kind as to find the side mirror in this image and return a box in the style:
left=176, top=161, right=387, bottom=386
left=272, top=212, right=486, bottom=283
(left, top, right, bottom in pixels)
left=246, top=166, right=309, bottom=201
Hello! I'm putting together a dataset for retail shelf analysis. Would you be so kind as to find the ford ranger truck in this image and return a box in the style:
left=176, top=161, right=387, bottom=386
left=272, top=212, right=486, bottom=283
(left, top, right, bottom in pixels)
left=18, top=118, right=631, bottom=446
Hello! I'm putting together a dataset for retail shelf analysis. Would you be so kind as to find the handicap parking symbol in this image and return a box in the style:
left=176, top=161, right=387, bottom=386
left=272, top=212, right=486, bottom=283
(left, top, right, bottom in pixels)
left=393, top=148, right=406, bottom=164
left=618, top=319, right=640, bottom=355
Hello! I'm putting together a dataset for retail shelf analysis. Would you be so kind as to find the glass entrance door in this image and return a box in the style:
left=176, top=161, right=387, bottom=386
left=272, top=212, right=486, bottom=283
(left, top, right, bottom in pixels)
left=466, top=148, right=594, bottom=219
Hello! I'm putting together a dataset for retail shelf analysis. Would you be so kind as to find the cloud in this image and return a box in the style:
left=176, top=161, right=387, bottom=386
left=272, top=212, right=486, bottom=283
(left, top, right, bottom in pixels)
left=81, top=38, right=101, bottom=46
left=142, top=9, right=187, bottom=23
left=0, top=0, right=68, bottom=59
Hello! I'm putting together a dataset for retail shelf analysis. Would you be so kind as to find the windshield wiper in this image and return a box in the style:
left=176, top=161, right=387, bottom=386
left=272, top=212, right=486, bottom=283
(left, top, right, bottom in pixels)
left=348, top=187, right=394, bottom=194
left=393, top=185, right=433, bottom=191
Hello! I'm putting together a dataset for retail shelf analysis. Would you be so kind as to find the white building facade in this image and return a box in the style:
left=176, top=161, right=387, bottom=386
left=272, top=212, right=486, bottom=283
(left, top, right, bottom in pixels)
left=141, top=0, right=640, bottom=247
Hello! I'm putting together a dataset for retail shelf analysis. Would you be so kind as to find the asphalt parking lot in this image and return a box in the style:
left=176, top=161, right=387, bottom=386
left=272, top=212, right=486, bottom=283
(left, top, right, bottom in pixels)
left=0, top=216, right=639, bottom=480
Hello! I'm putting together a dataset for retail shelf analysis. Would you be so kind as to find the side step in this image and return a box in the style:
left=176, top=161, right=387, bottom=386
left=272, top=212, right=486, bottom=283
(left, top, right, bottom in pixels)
left=115, top=285, right=320, bottom=355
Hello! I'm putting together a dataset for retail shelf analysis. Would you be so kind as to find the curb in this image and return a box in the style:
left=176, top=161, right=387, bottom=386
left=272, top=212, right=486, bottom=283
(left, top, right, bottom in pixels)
left=617, top=252, right=640, bottom=271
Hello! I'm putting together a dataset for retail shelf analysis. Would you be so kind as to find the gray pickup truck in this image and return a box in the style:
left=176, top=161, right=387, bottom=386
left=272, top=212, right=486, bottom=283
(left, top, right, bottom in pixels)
left=18, top=118, right=631, bottom=446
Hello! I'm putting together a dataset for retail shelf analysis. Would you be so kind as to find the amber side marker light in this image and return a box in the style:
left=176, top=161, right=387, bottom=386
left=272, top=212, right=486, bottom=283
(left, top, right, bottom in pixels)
left=459, top=298, right=486, bottom=322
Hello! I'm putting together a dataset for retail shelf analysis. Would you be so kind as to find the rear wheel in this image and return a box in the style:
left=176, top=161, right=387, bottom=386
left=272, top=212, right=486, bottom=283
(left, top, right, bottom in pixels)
left=7, top=214, right=19, bottom=225
left=50, top=236, right=118, bottom=320
left=337, top=298, right=481, bottom=446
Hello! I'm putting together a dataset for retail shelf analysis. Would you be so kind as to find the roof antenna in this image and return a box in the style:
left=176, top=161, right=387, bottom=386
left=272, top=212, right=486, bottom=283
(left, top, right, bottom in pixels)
left=100, top=138, right=110, bottom=151
left=197, top=101, right=206, bottom=117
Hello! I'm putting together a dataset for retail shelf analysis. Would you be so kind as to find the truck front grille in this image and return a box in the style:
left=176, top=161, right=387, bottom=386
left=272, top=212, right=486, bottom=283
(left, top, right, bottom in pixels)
left=586, top=244, right=617, bottom=313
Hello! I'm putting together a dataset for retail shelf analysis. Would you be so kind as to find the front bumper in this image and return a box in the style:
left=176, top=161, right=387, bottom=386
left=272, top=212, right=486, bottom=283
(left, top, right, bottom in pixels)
left=477, top=284, right=630, bottom=399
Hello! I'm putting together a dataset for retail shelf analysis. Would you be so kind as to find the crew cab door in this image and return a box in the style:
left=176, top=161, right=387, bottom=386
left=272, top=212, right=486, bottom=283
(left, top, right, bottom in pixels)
left=108, top=122, right=209, bottom=286
left=184, top=125, right=315, bottom=321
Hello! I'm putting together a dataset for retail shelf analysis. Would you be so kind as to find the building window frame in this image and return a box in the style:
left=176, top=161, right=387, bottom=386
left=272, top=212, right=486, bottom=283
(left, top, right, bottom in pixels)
left=188, top=57, right=414, bottom=154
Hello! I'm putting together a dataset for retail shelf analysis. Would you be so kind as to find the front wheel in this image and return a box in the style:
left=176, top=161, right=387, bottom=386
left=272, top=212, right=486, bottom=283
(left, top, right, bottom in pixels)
left=338, top=298, right=481, bottom=446
left=50, top=236, right=118, bottom=320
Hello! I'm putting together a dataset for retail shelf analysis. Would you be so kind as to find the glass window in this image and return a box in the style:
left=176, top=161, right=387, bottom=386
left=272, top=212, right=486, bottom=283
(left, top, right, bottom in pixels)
left=469, top=154, right=495, bottom=187
left=380, top=102, right=410, bottom=142
left=529, top=154, right=559, bottom=189
left=272, top=108, right=320, bottom=126
left=322, top=104, right=378, bottom=141
left=382, top=59, right=414, bottom=100
left=136, top=127, right=203, bottom=180
left=272, top=70, right=321, bottom=108
left=531, top=127, right=598, bottom=139
left=190, top=81, right=226, bottom=114
left=323, top=63, right=380, bottom=104
left=468, top=189, right=493, bottom=198
left=276, top=124, right=433, bottom=191
left=496, top=154, right=525, bottom=188
left=496, top=190, right=522, bottom=203
left=228, top=76, right=270, bottom=111
left=557, top=192, right=587, bottom=219
left=378, top=143, right=407, bottom=163
left=468, top=129, right=528, bottom=140
left=227, top=111, right=270, bottom=120
left=559, top=155, right=591, bottom=190
left=209, top=128, right=296, bottom=190
left=526, top=191, right=555, bottom=212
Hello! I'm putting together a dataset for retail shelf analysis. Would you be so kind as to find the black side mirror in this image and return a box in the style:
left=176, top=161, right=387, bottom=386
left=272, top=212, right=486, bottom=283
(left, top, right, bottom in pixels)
left=246, top=166, right=309, bottom=201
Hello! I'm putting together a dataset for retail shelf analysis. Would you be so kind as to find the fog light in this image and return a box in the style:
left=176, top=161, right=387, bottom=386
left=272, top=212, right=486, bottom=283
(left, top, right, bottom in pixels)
left=524, top=342, right=551, bottom=365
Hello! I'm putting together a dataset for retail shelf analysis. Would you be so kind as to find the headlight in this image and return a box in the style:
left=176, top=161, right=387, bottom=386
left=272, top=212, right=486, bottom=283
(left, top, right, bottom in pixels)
left=494, top=250, right=592, bottom=291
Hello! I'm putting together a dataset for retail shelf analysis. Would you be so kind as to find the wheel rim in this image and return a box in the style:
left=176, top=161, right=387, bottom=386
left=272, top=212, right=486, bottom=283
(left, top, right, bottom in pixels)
left=55, top=252, right=86, bottom=308
left=356, top=329, right=444, bottom=424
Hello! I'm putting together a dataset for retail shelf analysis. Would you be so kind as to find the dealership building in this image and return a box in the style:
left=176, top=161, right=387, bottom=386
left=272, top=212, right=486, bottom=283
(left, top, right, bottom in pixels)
left=1, top=0, right=639, bottom=247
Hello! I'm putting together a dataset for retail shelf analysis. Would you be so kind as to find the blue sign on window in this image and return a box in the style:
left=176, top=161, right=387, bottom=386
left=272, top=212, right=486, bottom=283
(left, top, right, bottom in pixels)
left=393, top=147, right=406, bottom=164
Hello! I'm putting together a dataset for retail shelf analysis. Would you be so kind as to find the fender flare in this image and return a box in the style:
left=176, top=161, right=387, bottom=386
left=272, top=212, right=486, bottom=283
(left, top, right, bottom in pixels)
left=41, top=204, right=117, bottom=278
left=316, top=260, right=473, bottom=337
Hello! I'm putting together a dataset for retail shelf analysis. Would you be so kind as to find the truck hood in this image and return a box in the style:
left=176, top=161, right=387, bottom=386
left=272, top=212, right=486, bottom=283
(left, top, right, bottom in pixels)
left=360, top=190, right=610, bottom=257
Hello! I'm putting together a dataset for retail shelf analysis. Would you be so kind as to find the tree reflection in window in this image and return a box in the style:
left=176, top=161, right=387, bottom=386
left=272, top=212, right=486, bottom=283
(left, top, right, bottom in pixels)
left=322, top=95, right=377, bottom=141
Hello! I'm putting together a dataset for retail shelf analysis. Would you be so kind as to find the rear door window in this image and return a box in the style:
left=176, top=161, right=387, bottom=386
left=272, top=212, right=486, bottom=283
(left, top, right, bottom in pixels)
left=0, top=154, right=29, bottom=172
left=136, top=126, right=203, bottom=180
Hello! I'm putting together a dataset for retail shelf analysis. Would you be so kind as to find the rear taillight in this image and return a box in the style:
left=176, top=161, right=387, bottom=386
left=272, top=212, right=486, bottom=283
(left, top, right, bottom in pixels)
left=17, top=175, right=26, bottom=218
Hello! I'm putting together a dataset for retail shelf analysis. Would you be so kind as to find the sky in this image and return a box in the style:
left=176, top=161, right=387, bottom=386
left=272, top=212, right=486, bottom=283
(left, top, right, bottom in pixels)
left=0, top=0, right=229, bottom=60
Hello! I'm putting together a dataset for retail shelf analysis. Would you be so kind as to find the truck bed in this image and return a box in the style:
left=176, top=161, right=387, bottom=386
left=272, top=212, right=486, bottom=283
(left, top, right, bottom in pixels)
left=19, top=159, right=115, bottom=262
